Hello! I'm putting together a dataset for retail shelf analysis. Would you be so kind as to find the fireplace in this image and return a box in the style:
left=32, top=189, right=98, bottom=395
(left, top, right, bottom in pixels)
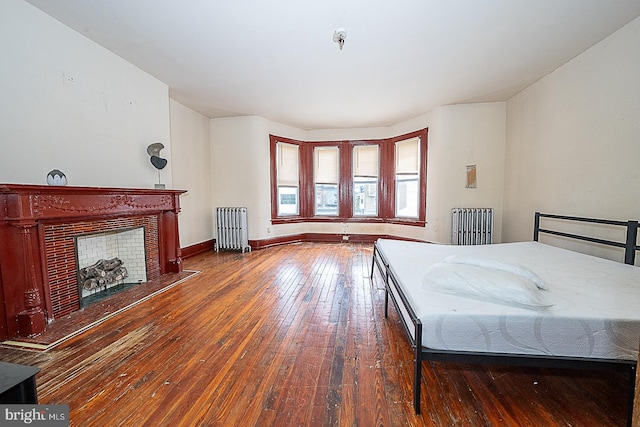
left=0, top=184, right=186, bottom=340
left=76, top=226, right=147, bottom=307
left=41, top=214, right=161, bottom=319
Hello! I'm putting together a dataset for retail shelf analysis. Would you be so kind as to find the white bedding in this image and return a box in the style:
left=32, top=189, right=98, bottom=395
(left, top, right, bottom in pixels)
left=376, top=239, right=640, bottom=361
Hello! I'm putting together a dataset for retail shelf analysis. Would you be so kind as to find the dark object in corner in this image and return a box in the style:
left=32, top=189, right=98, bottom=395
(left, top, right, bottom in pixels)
left=0, top=362, right=40, bottom=404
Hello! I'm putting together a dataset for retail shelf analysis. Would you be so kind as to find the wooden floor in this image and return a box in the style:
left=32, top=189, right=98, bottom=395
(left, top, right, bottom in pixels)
left=0, top=242, right=630, bottom=426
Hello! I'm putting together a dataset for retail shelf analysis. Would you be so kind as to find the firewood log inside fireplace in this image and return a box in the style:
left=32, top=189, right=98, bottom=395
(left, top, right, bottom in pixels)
left=80, top=258, right=129, bottom=290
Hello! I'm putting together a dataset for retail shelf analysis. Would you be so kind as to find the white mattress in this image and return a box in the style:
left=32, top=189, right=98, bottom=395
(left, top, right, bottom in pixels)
left=376, top=239, right=640, bottom=361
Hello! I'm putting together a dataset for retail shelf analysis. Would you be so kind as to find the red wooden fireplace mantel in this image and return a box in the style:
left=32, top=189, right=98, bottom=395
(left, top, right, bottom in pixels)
left=0, top=184, right=186, bottom=340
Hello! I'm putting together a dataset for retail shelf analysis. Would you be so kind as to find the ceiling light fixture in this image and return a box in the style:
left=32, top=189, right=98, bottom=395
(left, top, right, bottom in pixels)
left=333, top=28, right=347, bottom=50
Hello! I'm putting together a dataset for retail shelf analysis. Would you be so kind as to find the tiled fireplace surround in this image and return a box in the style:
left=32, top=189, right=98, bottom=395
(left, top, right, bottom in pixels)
left=45, top=217, right=158, bottom=316
left=0, top=184, right=186, bottom=340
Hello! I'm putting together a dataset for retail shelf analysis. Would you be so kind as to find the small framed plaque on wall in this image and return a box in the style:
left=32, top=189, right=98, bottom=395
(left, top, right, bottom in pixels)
left=466, top=164, right=477, bottom=188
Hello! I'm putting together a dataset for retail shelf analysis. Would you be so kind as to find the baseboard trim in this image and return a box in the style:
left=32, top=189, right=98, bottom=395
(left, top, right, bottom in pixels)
left=250, top=233, right=425, bottom=250
left=186, top=234, right=425, bottom=254
left=181, top=240, right=214, bottom=258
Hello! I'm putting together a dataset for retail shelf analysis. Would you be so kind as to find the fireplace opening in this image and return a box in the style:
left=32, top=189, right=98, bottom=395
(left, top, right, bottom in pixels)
left=75, top=226, right=148, bottom=307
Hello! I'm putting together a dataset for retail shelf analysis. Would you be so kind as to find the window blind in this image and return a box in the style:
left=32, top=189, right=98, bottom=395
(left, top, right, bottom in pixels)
left=353, top=145, right=379, bottom=178
left=277, top=142, right=299, bottom=187
left=314, top=146, right=339, bottom=184
left=395, top=137, right=420, bottom=175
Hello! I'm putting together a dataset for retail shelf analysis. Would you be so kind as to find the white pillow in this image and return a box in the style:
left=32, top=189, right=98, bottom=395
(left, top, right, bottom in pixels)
left=421, top=263, right=552, bottom=309
left=444, top=255, right=548, bottom=290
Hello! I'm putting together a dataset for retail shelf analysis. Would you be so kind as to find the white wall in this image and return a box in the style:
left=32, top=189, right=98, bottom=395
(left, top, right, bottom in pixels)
left=211, top=116, right=272, bottom=239
left=396, top=103, right=506, bottom=244
left=0, top=0, right=171, bottom=189
left=210, top=103, right=507, bottom=244
left=170, top=99, right=213, bottom=248
left=503, top=16, right=640, bottom=260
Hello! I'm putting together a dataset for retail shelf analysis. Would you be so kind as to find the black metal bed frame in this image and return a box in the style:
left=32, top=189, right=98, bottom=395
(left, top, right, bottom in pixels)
left=371, top=212, right=640, bottom=426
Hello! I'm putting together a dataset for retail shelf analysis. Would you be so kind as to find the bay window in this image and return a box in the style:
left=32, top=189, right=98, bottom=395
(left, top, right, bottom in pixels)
left=270, top=128, right=427, bottom=226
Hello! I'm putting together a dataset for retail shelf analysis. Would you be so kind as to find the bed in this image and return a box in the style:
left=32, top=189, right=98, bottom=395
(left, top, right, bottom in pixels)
left=371, top=212, right=640, bottom=425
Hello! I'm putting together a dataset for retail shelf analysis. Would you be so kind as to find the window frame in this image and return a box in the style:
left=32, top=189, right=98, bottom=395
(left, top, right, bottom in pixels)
left=352, top=143, right=380, bottom=217
left=313, top=145, right=340, bottom=216
left=393, top=136, right=421, bottom=219
left=269, top=128, right=427, bottom=226
left=274, top=141, right=300, bottom=216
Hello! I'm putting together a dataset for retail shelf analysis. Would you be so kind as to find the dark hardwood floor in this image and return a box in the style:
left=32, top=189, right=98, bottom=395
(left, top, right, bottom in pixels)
left=0, top=242, right=630, bottom=426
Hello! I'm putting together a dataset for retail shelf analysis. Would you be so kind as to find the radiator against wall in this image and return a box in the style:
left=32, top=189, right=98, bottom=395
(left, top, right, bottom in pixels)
left=215, top=207, right=251, bottom=253
left=451, top=208, right=494, bottom=245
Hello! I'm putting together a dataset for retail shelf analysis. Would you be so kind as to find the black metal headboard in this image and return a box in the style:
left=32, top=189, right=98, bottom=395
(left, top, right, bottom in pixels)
left=533, top=212, right=639, bottom=265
